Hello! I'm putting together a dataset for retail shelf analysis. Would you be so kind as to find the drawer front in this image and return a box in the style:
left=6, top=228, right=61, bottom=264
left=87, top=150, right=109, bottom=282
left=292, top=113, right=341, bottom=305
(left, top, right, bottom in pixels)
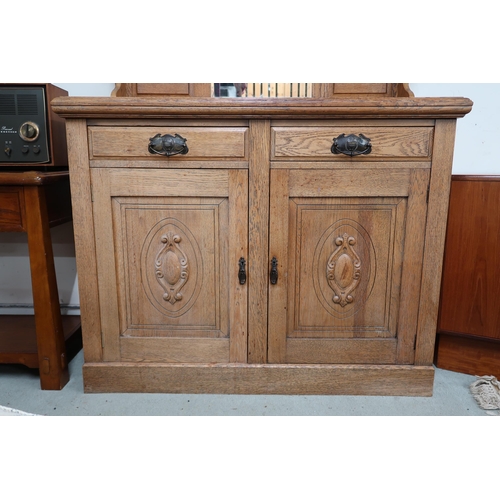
left=272, top=126, right=433, bottom=160
left=0, top=188, right=24, bottom=231
left=89, top=126, right=248, bottom=160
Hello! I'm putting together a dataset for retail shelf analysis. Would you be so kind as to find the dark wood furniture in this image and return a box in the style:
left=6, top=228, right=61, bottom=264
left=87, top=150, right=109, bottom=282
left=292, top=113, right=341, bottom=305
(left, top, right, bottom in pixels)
left=0, top=170, right=82, bottom=389
left=435, top=175, right=500, bottom=378
left=0, top=83, right=68, bottom=169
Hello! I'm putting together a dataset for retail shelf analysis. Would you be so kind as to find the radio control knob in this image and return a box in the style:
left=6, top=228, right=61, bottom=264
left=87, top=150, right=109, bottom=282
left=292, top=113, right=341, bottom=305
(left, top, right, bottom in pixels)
left=4, top=147, right=12, bottom=157
left=19, top=121, right=40, bottom=142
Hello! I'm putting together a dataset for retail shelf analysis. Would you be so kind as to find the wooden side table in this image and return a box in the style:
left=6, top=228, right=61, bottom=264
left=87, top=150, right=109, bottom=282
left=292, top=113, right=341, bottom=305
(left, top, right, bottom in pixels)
left=0, top=170, right=82, bottom=390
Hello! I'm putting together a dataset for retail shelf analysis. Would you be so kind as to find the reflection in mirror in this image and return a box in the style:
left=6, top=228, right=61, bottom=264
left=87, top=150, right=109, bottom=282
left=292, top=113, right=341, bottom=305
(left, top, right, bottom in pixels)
left=212, top=83, right=312, bottom=98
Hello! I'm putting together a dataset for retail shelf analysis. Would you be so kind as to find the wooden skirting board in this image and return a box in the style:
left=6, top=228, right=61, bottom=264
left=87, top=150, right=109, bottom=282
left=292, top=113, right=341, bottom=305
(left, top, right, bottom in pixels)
left=83, top=364, right=435, bottom=396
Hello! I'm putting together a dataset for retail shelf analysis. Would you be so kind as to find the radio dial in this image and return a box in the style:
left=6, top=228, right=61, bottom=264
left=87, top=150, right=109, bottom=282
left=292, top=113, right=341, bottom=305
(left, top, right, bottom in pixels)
left=19, top=121, right=40, bottom=142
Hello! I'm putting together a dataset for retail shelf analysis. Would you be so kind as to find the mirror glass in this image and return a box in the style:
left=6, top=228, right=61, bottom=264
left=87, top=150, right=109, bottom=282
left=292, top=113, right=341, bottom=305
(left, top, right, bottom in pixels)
left=212, top=83, right=312, bottom=98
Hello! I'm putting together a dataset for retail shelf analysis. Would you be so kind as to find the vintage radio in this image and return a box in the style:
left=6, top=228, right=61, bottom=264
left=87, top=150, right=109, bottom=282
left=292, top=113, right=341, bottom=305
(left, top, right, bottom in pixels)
left=0, top=83, right=68, bottom=169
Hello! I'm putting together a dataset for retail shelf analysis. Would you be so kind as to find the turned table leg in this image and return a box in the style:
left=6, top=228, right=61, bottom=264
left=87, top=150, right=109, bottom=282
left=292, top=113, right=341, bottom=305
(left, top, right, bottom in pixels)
left=24, top=184, right=69, bottom=390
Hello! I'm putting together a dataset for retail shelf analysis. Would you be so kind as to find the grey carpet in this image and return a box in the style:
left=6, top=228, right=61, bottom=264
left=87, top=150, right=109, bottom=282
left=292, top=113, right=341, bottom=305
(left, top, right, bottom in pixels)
left=0, top=349, right=491, bottom=416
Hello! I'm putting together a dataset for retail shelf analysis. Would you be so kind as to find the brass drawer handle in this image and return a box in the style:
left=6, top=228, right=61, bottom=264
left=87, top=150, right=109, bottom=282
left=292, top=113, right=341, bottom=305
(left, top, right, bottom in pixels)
left=148, top=133, right=189, bottom=156
left=331, top=133, right=372, bottom=157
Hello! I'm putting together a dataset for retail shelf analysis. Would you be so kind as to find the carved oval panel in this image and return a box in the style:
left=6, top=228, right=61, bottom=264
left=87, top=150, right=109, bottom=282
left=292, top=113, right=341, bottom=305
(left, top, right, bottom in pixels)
left=141, top=218, right=203, bottom=317
left=335, top=252, right=355, bottom=288
left=154, top=231, right=189, bottom=305
left=313, top=219, right=376, bottom=319
left=164, top=250, right=182, bottom=285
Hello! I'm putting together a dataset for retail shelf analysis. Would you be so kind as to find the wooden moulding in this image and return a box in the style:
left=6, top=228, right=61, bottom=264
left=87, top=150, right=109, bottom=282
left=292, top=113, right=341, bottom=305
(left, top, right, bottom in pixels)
left=51, top=97, right=473, bottom=120
left=0, top=170, right=69, bottom=186
left=83, top=363, right=435, bottom=396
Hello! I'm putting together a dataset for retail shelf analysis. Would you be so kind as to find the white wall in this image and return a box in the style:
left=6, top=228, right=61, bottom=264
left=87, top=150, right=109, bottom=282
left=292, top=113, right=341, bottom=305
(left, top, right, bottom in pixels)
left=0, top=83, right=498, bottom=314
left=412, top=84, right=499, bottom=175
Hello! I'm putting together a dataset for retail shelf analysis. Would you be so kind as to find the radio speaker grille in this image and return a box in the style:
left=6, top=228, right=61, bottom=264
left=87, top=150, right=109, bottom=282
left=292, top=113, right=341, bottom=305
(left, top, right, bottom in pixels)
left=0, top=94, right=16, bottom=115
left=17, top=94, right=38, bottom=115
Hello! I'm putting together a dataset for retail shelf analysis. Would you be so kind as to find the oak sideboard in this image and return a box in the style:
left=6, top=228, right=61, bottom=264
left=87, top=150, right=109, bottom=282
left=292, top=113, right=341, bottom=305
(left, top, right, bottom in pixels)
left=52, top=93, right=472, bottom=395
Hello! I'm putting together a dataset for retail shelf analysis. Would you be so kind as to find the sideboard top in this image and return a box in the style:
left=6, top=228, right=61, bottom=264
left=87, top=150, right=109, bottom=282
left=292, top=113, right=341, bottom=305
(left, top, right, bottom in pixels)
left=51, top=96, right=473, bottom=120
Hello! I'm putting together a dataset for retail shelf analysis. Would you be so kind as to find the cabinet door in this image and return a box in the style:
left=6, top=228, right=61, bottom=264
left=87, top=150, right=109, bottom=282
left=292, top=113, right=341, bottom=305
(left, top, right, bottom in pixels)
left=91, top=168, right=248, bottom=364
left=268, top=168, right=430, bottom=365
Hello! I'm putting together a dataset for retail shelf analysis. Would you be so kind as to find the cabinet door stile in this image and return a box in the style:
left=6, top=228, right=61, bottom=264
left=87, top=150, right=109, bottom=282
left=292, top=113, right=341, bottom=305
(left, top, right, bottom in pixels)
left=395, top=168, right=430, bottom=364
left=415, top=119, right=457, bottom=365
left=66, top=119, right=103, bottom=362
left=248, top=120, right=271, bottom=363
left=229, top=169, right=249, bottom=363
left=268, top=169, right=290, bottom=363
left=91, top=168, right=121, bottom=361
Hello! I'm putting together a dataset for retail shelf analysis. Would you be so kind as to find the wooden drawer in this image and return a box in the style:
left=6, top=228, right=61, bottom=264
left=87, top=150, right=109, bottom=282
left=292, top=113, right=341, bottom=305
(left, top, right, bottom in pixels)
left=89, top=126, right=248, bottom=160
left=0, top=187, right=24, bottom=231
left=272, top=126, right=433, bottom=160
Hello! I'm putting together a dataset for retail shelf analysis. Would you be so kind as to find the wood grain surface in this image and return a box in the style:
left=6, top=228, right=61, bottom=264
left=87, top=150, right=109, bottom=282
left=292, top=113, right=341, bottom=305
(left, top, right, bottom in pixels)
left=439, top=176, right=500, bottom=339
left=89, top=126, right=247, bottom=159
left=272, top=126, right=432, bottom=159
left=83, top=362, right=434, bottom=395
left=55, top=94, right=470, bottom=395
left=435, top=176, right=500, bottom=377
